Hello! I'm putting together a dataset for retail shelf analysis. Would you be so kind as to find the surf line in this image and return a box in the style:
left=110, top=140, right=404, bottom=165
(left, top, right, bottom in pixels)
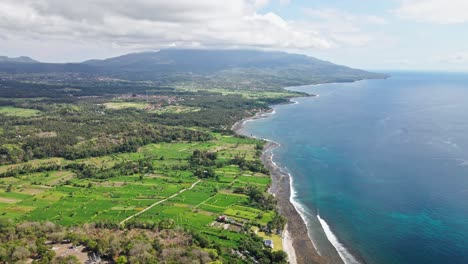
left=269, top=150, right=322, bottom=253
left=317, top=214, right=360, bottom=264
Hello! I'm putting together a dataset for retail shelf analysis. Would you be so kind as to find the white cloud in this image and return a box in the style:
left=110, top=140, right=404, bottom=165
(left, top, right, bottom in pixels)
left=396, top=0, right=468, bottom=24
left=305, top=8, right=387, bottom=26
left=302, top=8, right=387, bottom=47
left=254, top=0, right=270, bottom=8
left=436, top=51, right=468, bottom=64
left=0, top=0, right=332, bottom=61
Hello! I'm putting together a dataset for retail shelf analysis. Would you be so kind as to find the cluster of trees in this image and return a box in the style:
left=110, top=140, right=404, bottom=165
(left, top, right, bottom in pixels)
left=63, top=124, right=212, bottom=160
left=67, top=226, right=216, bottom=264
left=147, top=95, right=270, bottom=130
left=238, top=234, right=288, bottom=264
left=0, top=78, right=289, bottom=166
left=243, top=185, right=277, bottom=211
left=0, top=157, right=155, bottom=181
left=0, top=105, right=212, bottom=164
left=193, top=167, right=218, bottom=180
left=189, top=150, right=220, bottom=180
left=0, top=220, right=218, bottom=264
left=69, top=158, right=153, bottom=179
left=189, top=150, right=218, bottom=167
left=230, top=154, right=269, bottom=174
left=0, top=220, right=288, bottom=264
left=0, top=161, right=62, bottom=178
left=267, top=214, right=287, bottom=235
left=0, top=79, right=179, bottom=99
left=0, top=88, right=281, bottom=165
left=0, top=221, right=65, bottom=263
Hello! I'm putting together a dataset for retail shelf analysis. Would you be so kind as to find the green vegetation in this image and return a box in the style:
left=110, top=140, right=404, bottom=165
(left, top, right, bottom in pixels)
left=0, top=221, right=229, bottom=263
left=0, top=49, right=382, bottom=263
left=0, top=134, right=288, bottom=263
left=150, top=105, right=201, bottom=114
left=0, top=135, right=270, bottom=224
left=1, top=90, right=283, bottom=164
left=0, top=106, right=41, bottom=117
left=103, top=101, right=148, bottom=110
left=0, top=74, right=290, bottom=263
left=175, top=86, right=301, bottom=99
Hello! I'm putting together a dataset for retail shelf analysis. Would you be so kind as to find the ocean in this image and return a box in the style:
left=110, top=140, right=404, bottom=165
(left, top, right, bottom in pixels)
left=239, top=72, right=468, bottom=264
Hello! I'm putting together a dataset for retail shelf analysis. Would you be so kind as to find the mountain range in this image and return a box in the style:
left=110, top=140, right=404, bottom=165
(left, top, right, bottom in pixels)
left=0, top=56, right=38, bottom=63
left=0, top=49, right=387, bottom=89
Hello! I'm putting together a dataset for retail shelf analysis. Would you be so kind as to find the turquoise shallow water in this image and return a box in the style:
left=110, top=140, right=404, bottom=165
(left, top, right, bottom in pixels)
left=240, top=72, right=468, bottom=264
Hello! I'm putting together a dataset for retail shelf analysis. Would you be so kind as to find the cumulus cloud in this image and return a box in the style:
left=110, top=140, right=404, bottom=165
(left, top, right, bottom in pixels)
left=0, top=0, right=331, bottom=57
left=396, top=0, right=468, bottom=24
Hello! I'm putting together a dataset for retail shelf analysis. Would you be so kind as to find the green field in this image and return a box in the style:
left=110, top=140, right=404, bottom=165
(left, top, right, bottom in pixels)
left=0, top=106, right=41, bottom=117
left=104, top=101, right=201, bottom=114
left=149, top=105, right=201, bottom=114
left=175, top=86, right=302, bottom=99
left=103, top=101, right=148, bottom=109
left=0, top=134, right=276, bottom=246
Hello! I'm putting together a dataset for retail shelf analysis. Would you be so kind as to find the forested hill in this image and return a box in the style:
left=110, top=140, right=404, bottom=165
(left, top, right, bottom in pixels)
left=84, top=49, right=360, bottom=74
left=0, top=49, right=387, bottom=90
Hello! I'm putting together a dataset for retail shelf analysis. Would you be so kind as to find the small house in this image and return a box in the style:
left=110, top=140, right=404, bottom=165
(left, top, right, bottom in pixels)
left=217, top=215, right=227, bottom=222
left=264, top=239, right=274, bottom=249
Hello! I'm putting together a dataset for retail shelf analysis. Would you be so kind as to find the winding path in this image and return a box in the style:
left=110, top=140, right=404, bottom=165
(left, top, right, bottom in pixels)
left=120, top=179, right=202, bottom=225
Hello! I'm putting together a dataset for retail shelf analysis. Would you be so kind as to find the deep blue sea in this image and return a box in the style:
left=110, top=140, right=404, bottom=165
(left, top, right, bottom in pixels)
left=240, top=72, right=468, bottom=264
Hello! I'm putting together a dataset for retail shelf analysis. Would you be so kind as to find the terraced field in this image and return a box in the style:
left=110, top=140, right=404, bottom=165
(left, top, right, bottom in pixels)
left=0, top=134, right=275, bottom=247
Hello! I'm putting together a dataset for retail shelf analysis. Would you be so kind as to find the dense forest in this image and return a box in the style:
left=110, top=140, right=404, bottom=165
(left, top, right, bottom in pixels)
left=0, top=78, right=290, bottom=165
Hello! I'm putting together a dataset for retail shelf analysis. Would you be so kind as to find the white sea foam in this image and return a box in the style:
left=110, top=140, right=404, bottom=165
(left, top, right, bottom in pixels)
left=442, top=138, right=460, bottom=149
left=269, top=151, right=321, bottom=253
left=287, top=171, right=321, bottom=253
left=317, top=214, right=360, bottom=264
left=270, top=145, right=360, bottom=264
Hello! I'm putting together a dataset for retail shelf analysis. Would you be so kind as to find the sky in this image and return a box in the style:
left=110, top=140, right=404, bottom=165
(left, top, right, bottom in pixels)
left=0, top=0, right=467, bottom=71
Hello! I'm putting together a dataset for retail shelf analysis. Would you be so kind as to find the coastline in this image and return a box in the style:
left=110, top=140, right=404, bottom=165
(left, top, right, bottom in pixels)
left=261, top=141, right=327, bottom=264
left=233, top=110, right=329, bottom=264
left=232, top=79, right=384, bottom=263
